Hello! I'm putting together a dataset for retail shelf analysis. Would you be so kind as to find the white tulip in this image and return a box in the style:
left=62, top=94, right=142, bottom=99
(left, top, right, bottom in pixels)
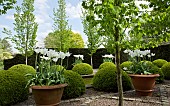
left=65, top=52, right=71, bottom=57
left=59, top=51, right=66, bottom=59
left=52, top=57, right=59, bottom=62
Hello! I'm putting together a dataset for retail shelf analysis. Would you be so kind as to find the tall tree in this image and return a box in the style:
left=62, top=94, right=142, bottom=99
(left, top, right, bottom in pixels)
left=82, top=10, right=101, bottom=67
left=0, top=38, right=12, bottom=53
left=4, top=0, right=38, bottom=65
left=82, top=0, right=170, bottom=106
left=44, top=30, right=85, bottom=48
left=52, top=0, right=71, bottom=52
left=0, top=0, right=16, bottom=15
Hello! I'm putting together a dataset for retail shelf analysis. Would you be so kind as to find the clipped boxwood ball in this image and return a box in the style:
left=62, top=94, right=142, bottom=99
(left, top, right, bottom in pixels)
left=51, top=65, right=65, bottom=71
left=153, top=59, right=168, bottom=68
left=93, top=62, right=132, bottom=92
left=62, top=70, right=85, bottom=99
left=120, top=61, right=132, bottom=71
left=0, top=70, right=29, bottom=105
left=8, top=64, right=36, bottom=78
left=99, top=62, right=116, bottom=70
left=162, top=62, right=170, bottom=80
left=147, top=63, right=164, bottom=83
left=72, top=63, right=93, bottom=75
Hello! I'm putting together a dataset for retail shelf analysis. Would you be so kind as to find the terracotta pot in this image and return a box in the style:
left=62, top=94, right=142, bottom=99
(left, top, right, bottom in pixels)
left=32, top=83, right=67, bottom=106
left=129, top=74, right=159, bottom=96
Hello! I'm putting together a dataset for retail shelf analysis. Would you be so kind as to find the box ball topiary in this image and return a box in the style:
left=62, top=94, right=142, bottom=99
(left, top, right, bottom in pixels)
left=161, top=62, right=170, bottom=80
left=72, top=63, right=93, bottom=75
left=153, top=59, right=168, bottom=68
left=0, top=70, right=29, bottom=105
left=99, top=62, right=116, bottom=70
left=120, top=61, right=132, bottom=71
left=146, top=62, right=164, bottom=83
left=8, top=64, right=36, bottom=80
left=62, top=70, right=85, bottom=99
left=93, top=62, right=132, bottom=92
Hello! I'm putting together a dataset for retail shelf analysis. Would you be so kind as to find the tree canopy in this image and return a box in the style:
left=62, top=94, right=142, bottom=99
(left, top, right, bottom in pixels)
left=0, top=0, right=16, bottom=15
left=44, top=30, right=84, bottom=49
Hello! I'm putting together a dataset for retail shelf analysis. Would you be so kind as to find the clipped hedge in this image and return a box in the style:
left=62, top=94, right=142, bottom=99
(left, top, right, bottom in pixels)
left=93, top=62, right=132, bottom=92
left=99, top=62, right=116, bottom=70
left=62, top=70, right=85, bottom=99
left=0, top=70, right=29, bottom=105
left=72, top=63, right=93, bottom=75
left=162, top=62, right=170, bottom=80
left=153, top=59, right=168, bottom=68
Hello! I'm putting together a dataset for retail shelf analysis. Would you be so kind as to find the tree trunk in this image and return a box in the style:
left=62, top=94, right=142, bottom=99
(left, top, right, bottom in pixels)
left=90, top=55, right=93, bottom=68
left=115, top=26, right=123, bottom=106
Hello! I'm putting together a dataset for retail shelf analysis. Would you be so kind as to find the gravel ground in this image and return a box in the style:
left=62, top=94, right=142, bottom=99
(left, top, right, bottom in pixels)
left=13, top=84, right=164, bottom=106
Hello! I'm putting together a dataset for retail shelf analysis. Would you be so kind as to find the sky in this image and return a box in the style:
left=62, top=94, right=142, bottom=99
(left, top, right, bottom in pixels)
left=0, top=0, right=151, bottom=53
left=0, top=0, right=86, bottom=52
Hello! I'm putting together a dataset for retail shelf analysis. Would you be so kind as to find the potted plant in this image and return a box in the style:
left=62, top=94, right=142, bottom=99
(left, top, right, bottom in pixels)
left=123, top=49, right=160, bottom=96
left=26, top=48, right=71, bottom=106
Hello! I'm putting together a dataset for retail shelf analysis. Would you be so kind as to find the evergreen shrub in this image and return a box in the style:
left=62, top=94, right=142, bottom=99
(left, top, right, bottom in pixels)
left=120, top=61, right=132, bottom=71
left=72, top=63, right=93, bottom=75
left=153, top=59, right=168, bottom=68
left=93, top=62, right=132, bottom=92
left=0, top=70, right=29, bottom=105
left=161, top=62, right=170, bottom=80
left=62, top=70, right=85, bottom=99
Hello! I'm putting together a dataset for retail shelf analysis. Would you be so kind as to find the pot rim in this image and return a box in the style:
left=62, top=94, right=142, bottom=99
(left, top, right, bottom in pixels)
left=128, top=74, right=160, bottom=78
left=31, top=83, right=68, bottom=89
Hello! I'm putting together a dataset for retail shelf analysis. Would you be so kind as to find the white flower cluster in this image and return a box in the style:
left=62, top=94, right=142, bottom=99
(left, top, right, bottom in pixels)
left=73, top=54, right=84, bottom=60
left=123, top=49, right=155, bottom=58
left=102, top=54, right=115, bottom=58
left=34, top=48, right=71, bottom=62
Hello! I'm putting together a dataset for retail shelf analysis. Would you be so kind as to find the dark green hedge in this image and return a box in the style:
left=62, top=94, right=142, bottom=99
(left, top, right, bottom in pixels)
left=4, top=44, right=170, bottom=70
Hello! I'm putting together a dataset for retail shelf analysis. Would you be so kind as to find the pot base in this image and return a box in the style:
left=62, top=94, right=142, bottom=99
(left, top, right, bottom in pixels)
left=136, top=89, right=153, bottom=96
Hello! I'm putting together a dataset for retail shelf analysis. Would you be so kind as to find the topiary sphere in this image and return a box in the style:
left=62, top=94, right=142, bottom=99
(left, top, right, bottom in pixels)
left=72, top=63, right=93, bottom=75
left=0, top=70, right=29, bottom=105
left=161, top=62, right=170, bottom=80
left=120, top=61, right=132, bottom=71
left=99, top=62, right=116, bottom=70
left=93, top=62, right=132, bottom=92
left=8, top=64, right=36, bottom=76
left=51, top=65, right=65, bottom=71
left=153, top=59, right=168, bottom=68
left=62, top=70, right=85, bottom=99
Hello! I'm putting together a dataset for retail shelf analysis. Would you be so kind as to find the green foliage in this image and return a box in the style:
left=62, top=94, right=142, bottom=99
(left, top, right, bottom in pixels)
left=93, top=64, right=132, bottom=92
left=161, top=62, right=170, bottom=80
left=0, top=0, right=16, bottom=15
left=51, top=0, right=71, bottom=52
left=99, top=62, right=116, bottom=70
left=153, top=59, right=168, bottom=68
left=51, top=65, right=65, bottom=71
left=120, top=61, right=132, bottom=72
left=0, top=70, right=29, bottom=105
left=144, top=62, right=164, bottom=83
left=62, top=70, right=85, bottom=99
left=0, top=38, right=12, bottom=53
left=3, top=0, right=38, bottom=65
left=44, top=31, right=84, bottom=49
left=8, top=64, right=36, bottom=78
left=72, top=63, right=93, bottom=75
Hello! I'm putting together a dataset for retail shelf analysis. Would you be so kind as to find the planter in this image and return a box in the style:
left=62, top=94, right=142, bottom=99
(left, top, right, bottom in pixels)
left=32, top=83, right=67, bottom=106
left=129, top=74, right=159, bottom=96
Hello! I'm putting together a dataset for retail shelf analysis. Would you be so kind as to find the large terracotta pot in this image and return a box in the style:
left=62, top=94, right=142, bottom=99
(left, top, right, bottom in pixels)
left=32, top=83, right=67, bottom=106
left=129, top=74, right=159, bottom=96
